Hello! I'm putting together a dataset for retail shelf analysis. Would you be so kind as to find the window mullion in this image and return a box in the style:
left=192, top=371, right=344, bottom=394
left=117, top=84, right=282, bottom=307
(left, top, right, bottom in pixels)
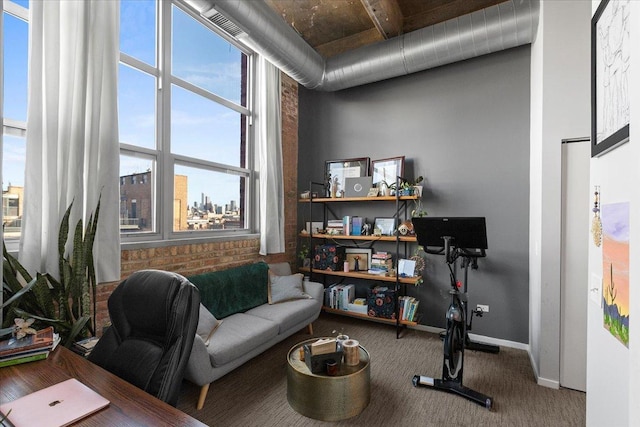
left=159, top=0, right=173, bottom=240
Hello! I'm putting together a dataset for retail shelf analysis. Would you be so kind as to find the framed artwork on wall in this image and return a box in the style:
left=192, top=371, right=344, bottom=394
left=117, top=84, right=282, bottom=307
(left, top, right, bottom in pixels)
left=325, top=158, right=370, bottom=197
left=591, top=0, right=630, bottom=157
left=371, top=156, right=404, bottom=187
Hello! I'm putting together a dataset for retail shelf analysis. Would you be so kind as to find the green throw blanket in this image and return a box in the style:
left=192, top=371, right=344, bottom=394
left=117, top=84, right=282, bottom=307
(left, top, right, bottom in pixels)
left=188, top=262, right=269, bottom=319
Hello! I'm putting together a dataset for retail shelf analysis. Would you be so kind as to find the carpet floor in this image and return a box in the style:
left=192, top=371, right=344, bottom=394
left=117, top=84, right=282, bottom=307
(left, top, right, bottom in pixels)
left=177, top=312, right=585, bottom=426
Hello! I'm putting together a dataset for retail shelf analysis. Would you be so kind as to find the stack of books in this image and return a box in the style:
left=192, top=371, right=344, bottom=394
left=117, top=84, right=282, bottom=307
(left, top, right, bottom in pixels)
left=369, top=252, right=393, bottom=275
left=325, top=283, right=355, bottom=310
left=398, top=296, right=420, bottom=322
left=72, top=337, right=100, bottom=357
left=326, top=219, right=343, bottom=235
left=0, top=326, right=60, bottom=368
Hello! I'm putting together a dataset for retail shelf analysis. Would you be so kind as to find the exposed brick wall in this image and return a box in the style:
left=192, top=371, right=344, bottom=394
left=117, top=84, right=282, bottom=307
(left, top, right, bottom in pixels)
left=95, top=72, right=300, bottom=333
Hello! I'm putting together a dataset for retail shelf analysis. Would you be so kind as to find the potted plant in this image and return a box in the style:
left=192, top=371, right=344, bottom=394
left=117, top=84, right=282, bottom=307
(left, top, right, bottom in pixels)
left=2, top=198, right=101, bottom=347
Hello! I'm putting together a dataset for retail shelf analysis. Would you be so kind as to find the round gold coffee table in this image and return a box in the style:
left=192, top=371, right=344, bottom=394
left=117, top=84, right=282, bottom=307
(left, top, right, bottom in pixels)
left=286, top=338, right=370, bottom=421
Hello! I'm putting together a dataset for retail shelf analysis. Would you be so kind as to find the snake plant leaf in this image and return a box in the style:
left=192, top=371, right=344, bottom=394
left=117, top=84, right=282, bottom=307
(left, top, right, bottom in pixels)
left=1, top=276, right=38, bottom=309
left=64, top=316, right=90, bottom=348
left=58, top=200, right=73, bottom=279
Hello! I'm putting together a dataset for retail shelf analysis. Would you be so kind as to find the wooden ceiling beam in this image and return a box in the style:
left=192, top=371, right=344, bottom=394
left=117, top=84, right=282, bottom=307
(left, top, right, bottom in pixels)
left=360, top=0, right=404, bottom=39
left=315, top=28, right=384, bottom=58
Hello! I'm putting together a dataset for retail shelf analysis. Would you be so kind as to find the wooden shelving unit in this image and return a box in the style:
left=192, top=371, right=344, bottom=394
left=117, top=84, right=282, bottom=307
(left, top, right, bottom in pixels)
left=299, top=185, right=422, bottom=338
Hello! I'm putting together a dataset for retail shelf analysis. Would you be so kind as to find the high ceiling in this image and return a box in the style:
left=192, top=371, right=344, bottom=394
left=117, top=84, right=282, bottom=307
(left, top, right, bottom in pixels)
left=264, top=0, right=508, bottom=58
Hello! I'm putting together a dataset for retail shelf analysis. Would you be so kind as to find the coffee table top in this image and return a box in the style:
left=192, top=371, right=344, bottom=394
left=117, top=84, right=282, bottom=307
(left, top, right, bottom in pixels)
left=287, top=337, right=370, bottom=378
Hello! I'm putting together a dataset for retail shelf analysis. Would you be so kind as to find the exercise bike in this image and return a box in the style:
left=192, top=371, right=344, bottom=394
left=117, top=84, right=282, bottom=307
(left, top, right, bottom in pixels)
left=410, top=217, right=497, bottom=410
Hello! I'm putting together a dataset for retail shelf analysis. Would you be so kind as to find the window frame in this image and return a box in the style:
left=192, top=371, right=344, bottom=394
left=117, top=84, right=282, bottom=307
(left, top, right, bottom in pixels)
left=2, top=1, right=29, bottom=252
left=119, top=0, right=257, bottom=244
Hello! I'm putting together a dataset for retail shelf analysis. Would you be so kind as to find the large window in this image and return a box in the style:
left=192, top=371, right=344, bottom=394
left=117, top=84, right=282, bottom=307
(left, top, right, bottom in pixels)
left=119, top=0, right=253, bottom=238
left=1, top=0, right=253, bottom=242
left=2, top=1, right=29, bottom=239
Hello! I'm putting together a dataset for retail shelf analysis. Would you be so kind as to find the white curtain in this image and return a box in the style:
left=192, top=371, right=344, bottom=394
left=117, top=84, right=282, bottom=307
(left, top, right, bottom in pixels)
left=257, top=56, right=285, bottom=255
left=19, top=0, right=121, bottom=283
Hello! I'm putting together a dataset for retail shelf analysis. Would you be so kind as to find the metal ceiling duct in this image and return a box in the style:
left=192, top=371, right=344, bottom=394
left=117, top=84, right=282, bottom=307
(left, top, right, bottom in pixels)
left=184, top=0, right=539, bottom=92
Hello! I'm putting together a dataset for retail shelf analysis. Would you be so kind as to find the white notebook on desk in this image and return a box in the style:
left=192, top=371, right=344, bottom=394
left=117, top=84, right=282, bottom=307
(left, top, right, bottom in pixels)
left=0, top=378, right=109, bottom=427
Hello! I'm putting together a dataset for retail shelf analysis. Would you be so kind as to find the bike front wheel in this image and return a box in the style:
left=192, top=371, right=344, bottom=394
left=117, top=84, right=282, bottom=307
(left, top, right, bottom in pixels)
left=443, top=320, right=464, bottom=381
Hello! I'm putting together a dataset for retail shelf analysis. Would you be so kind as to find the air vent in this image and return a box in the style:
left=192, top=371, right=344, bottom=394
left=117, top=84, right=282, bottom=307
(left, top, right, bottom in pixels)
left=207, top=11, right=245, bottom=38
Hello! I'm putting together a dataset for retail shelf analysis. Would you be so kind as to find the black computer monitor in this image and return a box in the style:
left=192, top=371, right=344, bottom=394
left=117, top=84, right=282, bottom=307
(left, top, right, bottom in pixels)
left=412, top=217, right=488, bottom=250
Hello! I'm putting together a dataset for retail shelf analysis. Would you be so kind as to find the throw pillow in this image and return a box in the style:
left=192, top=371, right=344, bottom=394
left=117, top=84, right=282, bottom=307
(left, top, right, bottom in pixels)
left=268, top=272, right=311, bottom=304
left=196, top=304, right=222, bottom=346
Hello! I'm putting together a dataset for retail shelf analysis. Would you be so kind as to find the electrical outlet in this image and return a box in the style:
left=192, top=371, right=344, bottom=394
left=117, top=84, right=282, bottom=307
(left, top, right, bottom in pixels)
left=476, top=304, right=489, bottom=313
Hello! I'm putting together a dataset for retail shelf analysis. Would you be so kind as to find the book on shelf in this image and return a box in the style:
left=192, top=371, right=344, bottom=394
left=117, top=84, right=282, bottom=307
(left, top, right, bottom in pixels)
left=398, top=296, right=420, bottom=322
left=0, top=326, right=55, bottom=358
left=325, top=284, right=355, bottom=310
left=342, top=216, right=352, bottom=235
left=372, top=251, right=392, bottom=259
left=352, top=217, right=363, bottom=236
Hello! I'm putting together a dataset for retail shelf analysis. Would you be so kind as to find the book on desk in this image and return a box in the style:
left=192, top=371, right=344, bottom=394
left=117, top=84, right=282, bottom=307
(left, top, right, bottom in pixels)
left=0, top=327, right=60, bottom=368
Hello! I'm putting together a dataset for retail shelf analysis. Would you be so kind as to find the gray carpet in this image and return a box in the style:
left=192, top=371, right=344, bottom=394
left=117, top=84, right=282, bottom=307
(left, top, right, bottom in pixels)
left=177, top=313, right=585, bottom=426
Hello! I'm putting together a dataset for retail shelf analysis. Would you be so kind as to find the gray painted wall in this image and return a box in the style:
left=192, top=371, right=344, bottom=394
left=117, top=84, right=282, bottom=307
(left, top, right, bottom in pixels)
left=297, top=45, right=531, bottom=343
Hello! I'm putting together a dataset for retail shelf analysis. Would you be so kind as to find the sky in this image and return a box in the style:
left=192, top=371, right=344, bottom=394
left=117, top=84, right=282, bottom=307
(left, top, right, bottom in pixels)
left=3, top=0, right=245, bottom=209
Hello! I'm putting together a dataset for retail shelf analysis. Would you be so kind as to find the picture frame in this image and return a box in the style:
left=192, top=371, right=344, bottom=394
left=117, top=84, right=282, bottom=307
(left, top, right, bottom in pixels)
left=371, top=156, right=405, bottom=187
left=345, top=248, right=372, bottom=271
left=374, top=217, right=396, bottom=236
left=325, top=158, right=370, bottom=197
left=591, top=0, right=630, bottom=157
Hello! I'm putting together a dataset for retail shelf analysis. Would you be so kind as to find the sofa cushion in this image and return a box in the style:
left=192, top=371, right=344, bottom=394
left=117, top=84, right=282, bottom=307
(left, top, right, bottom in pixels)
left=189, top=262, right=269, bottom=319
left=245, top=298, right=320, bottom=334
left=268, top=272, right=311, bottom=304
left=206, top=313, right=279, bottom=367
left=196, top=304, right=222, bottom=347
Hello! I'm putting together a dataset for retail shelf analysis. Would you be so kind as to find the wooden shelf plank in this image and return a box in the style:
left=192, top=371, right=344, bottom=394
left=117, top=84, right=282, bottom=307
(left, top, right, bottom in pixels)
left=299, top=233, right=417, bottom=242
left=302, top=268, right=421, bottom=285
left=322, top=306, right=418, bottom=326
left=299, top=195, right=418, bottom=203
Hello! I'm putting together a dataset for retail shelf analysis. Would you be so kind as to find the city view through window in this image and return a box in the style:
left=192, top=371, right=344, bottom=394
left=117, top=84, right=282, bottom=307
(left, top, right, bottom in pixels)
left=3, top=0, right=250, bottom=238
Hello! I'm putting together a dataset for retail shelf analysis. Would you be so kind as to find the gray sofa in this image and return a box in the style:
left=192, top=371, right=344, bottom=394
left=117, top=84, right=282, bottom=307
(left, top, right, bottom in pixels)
left=184, top=261, right=323, bottom=409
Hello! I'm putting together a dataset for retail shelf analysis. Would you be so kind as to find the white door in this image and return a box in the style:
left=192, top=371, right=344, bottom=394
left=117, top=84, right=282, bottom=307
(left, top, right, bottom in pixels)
left=560, top=138, right=589, bottom=391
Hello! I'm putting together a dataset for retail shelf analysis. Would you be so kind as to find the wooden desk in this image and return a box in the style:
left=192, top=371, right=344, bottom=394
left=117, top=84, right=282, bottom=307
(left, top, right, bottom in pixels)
left=0, top=346, right=206, bottom=426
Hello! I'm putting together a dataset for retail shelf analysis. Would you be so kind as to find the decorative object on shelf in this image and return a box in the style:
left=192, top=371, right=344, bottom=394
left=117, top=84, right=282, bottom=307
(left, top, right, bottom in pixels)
left=298, top=244, right=310, bottom=267
left=325, top=158, right=370, bottom=198
left=373, top=217, right=396, bottom=236
left=591, top=0, right=630, bottom=157
left=366, top=286, right=396, bottom=319
left=367, top=187, right=379, bottom=197
left=345, top=248, right=373, bottom=270
left=313, top=244, right=345, bottom=271
left=371, top=156, right=404, bottom=188
left=591, top=185, right=602, bottom=247
left=411, top=198, right=428, bottom=218
left=398, top=220, right=415, bottom=236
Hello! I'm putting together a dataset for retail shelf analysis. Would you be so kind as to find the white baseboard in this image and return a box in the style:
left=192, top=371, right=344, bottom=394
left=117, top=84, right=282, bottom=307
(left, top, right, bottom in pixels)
left=527, top=347, right=560, bottom=389
left=408, top=324, right=528, bottom=351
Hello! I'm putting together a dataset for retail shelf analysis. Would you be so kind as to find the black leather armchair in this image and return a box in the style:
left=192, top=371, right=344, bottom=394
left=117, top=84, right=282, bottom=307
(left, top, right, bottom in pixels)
left=89, top=270, right=200, bottom=406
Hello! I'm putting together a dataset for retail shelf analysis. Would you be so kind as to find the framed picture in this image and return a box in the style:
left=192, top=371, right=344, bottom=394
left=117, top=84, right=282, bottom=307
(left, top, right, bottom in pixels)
left=374, top=217, right=396, bottom=236
left=371, top=156, right=405, bottom=187
left=345, top=248, right=372, bottom=271
left=325, top=158, right=370, bottom=197
left=591, top=0, right=630, bottom=157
